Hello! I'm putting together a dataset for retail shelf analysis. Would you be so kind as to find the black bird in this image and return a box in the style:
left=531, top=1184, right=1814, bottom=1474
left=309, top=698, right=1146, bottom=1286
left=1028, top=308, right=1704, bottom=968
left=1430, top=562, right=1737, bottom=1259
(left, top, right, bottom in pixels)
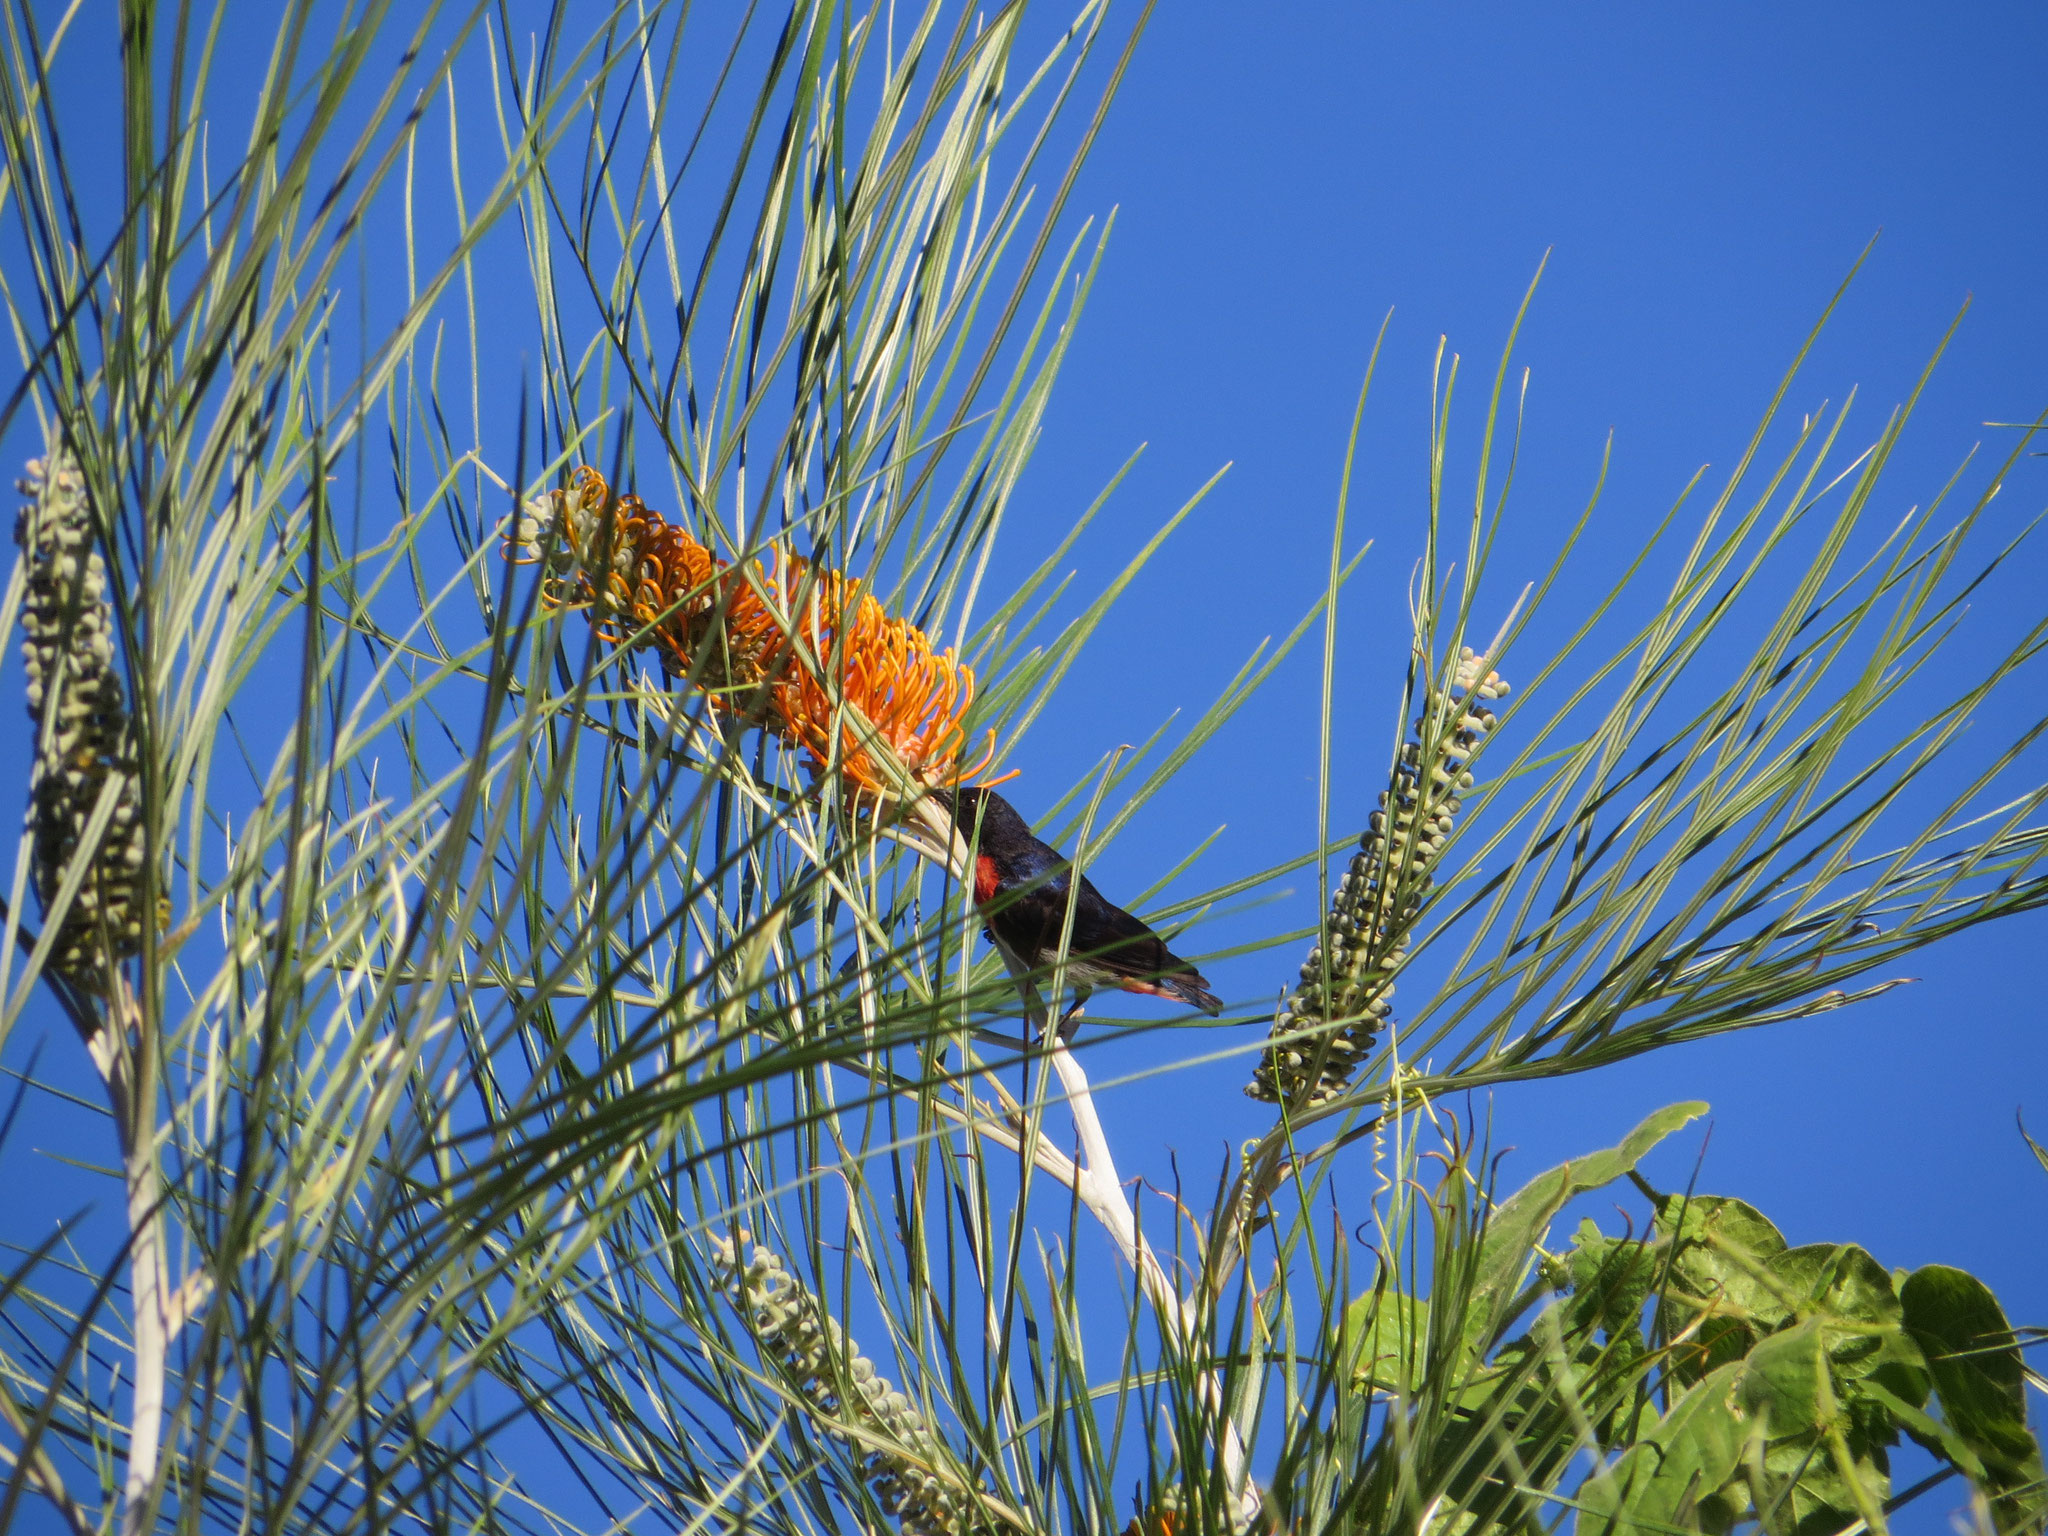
left=944, top=786, right=1221, bottom=1034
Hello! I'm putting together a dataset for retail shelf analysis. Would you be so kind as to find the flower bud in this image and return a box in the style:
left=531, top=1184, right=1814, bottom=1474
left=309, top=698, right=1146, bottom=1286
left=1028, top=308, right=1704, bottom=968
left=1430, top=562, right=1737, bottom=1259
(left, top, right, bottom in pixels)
left=1249, top=649, right=1510, bottom=1106
left=17, top=449, right=148, bottom=986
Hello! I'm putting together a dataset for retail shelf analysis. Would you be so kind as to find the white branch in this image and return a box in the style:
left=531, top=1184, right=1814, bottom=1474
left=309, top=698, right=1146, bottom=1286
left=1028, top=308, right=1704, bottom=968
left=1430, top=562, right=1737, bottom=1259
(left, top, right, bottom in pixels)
left=119, top=1131, right=167, bottom=1536
left=92, top=978, right=166, bottom=1536
left=1044, top=1039, right=1187, bottom=1330
left=1045, top=1033, right=1259, bottom=1530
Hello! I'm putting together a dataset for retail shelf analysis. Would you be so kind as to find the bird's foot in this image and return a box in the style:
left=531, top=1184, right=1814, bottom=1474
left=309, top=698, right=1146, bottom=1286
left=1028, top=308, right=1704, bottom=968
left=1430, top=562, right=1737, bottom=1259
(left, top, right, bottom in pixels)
left=1053, top=996, right=1088, bottom=1043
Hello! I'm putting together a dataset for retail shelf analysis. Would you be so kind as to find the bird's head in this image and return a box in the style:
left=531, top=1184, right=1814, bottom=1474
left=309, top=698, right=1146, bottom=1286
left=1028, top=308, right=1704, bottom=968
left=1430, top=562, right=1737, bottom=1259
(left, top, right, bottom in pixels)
left=938, top=784, right=1033, bottom=850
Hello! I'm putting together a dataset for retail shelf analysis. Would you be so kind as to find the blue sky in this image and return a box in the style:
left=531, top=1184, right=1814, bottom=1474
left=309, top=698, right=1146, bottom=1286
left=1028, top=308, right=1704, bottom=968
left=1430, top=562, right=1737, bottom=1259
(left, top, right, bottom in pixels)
left=1002, top=0, right=2048, bottom=1405
left=3, top=4, right=2044, bottom=1530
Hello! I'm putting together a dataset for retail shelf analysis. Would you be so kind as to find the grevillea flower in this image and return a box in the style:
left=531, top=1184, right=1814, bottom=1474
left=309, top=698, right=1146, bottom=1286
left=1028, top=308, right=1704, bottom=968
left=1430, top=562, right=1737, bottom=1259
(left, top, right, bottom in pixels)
left=16, top=450, right=149, bottom=985
left=510, top=467, right=1000, bottom=796
left=1248, top=648, right=1508, bottom=1108
left=713, top=1233, right=991, bottom=1536
left=761, top=554, right=998, bottom=797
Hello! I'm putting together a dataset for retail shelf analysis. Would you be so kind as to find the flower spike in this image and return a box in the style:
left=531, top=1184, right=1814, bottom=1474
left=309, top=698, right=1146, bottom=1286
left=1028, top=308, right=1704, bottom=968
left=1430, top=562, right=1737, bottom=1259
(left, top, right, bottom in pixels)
left=713, top=1233, right=992, bottom=1536
left=16, top=450, right=149, bottom=986
left=1249, top=648, right=1509, bottom=1108
left=508, top=467, right=1001, bottom=796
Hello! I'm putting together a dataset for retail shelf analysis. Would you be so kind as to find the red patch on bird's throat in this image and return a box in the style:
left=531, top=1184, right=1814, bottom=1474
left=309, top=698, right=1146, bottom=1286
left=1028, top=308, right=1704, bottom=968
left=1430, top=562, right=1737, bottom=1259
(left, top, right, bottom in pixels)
left=974, top=854, right=1000, bottom=904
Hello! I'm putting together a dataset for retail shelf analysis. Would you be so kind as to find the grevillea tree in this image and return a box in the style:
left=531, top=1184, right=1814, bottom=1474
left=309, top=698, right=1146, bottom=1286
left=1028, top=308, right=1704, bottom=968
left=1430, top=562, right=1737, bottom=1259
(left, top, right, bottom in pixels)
left=0, top=4, right=2042, bottom=1536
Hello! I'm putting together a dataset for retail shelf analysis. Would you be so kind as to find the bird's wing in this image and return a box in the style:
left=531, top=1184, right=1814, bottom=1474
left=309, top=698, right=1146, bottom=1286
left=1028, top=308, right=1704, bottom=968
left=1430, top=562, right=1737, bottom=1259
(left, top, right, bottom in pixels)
left=1066, top=874, right=1180, bottom=975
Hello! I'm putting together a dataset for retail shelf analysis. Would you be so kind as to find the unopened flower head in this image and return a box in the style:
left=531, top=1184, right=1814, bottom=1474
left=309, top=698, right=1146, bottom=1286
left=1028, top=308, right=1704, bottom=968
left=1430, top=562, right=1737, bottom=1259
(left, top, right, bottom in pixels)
left=16, top=450, right=148, bottom=984
left=1249, top=648, right=1508, bottom=1107
left=712, top=1232, right=988, bottom=1536
left=510, top=468, right=998, bottom=798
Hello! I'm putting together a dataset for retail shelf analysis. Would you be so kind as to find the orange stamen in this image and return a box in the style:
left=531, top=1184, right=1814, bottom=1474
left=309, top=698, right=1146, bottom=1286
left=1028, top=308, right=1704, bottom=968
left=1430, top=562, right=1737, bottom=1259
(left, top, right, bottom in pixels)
left=511, top=467, right=1005, bottom=795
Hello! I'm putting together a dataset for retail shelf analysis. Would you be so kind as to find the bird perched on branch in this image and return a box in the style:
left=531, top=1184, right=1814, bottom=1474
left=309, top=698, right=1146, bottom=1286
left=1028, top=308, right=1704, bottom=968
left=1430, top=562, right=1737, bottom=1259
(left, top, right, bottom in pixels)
left=942, top=786, right=1221, bottom=1036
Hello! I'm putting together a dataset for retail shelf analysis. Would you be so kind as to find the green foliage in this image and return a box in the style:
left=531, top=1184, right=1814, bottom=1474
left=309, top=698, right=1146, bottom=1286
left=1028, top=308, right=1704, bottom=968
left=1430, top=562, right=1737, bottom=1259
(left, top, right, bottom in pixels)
left=1898, top=1268, right=2046, bottom=1517
left=1326, top=1105, right=1711, bottom=1535
left=1325, top=1110, right=2045, bottom=1536
left=0, top=3, right=2043, bottom=1536
left=1574, top=1180, right=2039, bottom=1534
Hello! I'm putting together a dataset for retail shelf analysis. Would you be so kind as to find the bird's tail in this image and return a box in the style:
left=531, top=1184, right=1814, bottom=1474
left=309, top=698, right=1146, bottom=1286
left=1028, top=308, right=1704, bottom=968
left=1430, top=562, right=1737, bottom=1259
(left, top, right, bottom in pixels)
left=1160, top=972, right=1223, bottom=1017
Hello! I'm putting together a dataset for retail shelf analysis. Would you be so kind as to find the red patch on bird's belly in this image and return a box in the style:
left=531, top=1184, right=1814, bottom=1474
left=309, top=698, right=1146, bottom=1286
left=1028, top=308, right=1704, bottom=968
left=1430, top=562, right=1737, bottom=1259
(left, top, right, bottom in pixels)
left=974, top=854, right=1000, bottom=904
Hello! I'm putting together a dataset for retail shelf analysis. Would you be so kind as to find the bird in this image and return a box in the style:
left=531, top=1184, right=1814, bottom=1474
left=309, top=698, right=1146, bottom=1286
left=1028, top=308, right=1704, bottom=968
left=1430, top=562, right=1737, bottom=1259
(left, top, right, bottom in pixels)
left=941, top=786, right=1221, bottom=1036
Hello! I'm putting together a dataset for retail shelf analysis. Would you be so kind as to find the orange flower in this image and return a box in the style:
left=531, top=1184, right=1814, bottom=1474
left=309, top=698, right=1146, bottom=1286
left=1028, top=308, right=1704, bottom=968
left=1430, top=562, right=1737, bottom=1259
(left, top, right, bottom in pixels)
left=507, top=467, right=1003, bottom=795
left=765, top=556, right=999, bottom=796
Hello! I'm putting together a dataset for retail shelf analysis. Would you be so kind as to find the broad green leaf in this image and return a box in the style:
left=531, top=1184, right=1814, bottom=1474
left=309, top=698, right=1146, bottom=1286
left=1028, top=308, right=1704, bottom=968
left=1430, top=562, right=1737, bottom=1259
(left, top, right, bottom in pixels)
left=1757, top=1433, right=1885, bottom=1536
left=1741, top=1322, right=1891, bottom=1536
left=1577, top=1362, right=1751, bottom=1536
left=1771, top=1243, right=1900, bottom=1379
left=1656, top=1193, right=1792, bottom=1382
left=1740, top=1319, right=1835, bottom=1441
left=1341, top=1288, right=1429, bottom=1396
left=1467, top=1101, right=1708, bottom=1352
left=1860, top=1375, right=1989, bottom=1483
left=1771, top=1244, right=1896, bottom=1328
left=1901, top=1264, right=2047, bottom=1525
left=1567, top=1219, right=1665, bottom=1343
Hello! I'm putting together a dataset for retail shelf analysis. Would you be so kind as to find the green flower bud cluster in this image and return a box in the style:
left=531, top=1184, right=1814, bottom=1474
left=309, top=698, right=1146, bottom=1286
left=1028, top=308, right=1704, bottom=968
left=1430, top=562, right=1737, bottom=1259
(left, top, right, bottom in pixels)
left=16, top=451, right=147, bottom=985
left=507, top=475, right=638, bottom=587
left=1248, top=648, right=1508, bottom=1107
left=713, top=1234, right=986, bottom=1536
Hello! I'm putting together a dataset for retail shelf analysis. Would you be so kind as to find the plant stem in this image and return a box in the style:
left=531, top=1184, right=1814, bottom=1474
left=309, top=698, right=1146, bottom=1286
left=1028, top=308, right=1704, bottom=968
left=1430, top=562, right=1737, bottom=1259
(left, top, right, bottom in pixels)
left=88, top=978, right=164, bottom=1536
left=1044, top=1035, right=1261, bottom=1528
